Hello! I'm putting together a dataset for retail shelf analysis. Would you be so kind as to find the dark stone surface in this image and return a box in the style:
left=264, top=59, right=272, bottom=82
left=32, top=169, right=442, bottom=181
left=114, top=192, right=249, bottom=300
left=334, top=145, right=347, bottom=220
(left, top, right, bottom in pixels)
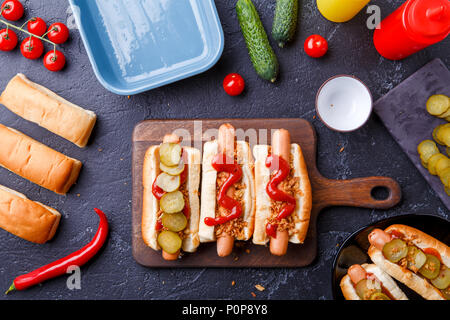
left=0, top=0, right=448, bottom=300
left=374, top=59, right=450, bottom=209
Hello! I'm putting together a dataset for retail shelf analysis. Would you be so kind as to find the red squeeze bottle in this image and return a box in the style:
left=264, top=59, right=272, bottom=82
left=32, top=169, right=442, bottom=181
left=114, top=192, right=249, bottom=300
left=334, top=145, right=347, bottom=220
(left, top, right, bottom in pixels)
left=373, top=0, right=450, bottom=60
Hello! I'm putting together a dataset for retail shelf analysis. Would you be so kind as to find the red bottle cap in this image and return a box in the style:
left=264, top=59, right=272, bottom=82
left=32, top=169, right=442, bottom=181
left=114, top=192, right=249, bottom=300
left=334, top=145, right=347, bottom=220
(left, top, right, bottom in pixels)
left=406, top=0, right=450, bottom=43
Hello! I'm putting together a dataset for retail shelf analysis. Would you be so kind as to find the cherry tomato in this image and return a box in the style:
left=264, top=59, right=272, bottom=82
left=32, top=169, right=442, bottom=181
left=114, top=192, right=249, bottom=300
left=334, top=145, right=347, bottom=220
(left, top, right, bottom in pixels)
left=20, top=37, right=44, bottom=59
left=304, top=34, right=328, bottom=58
left=223, top=73, right=245, bottom=96
left=0, top=28, right=17, bottom=51
left=27, top=17, right=47, bottom=37
left=46, top=23, right=69, bottom=44
left=0, top=0, right=23, bottom=21
left=43, top=50, right=66, bottom=72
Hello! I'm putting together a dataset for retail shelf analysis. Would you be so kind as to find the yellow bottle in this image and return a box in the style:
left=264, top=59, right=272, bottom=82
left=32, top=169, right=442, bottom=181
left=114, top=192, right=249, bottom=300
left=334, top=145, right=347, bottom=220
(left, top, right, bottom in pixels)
left=317, top=0, right=371, bottom=22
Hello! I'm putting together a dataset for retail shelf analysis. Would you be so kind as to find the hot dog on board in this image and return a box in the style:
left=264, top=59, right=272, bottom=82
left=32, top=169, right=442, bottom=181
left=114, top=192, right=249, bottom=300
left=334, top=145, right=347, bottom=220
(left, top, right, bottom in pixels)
left=142, top=133, right=201, bottom=260
left=368, top=224, right=449, bottom=300
left=141, top=124, right=313, bottom=258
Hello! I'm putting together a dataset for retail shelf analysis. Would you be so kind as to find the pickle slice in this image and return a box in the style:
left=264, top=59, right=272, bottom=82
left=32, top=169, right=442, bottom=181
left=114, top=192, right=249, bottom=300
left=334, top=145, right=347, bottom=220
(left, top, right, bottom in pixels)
left=161, top=212, right=187, bottom=232
left=433, top=125, right=445, bottom=145
left=157, top=230, right=182, bottom=254
left=436, top=126, right=450, bottom=147
left=418, top=140, right=439, bottom=164
left=156, top=172, right=180, bottom=192
left=419, top=254, right=441, bottom=280
left=447, top=147, right=450, bottom=157
left=431, top=267, right=450, bottom=290
left=382, top=239, right=408, bottom=263
left=435, top=157, right=450, bottom=177
left=427, top=94, right=450, bottom=116
left=428, top=153, right=447, bottom=175
left=355, top=279, right=381, bottom=300
left=160, top=159, right=185, bottom=176
left=406, top=246, right=427, bottom=271
left=369, top=292, right=390, bottom=300
left=446, top=187, right=450, bottom=196
left=159, top=143, right=182, bottom=167
left=160, top=191, right=185, bottom=214
left=439, top=167, right=450, bottom=188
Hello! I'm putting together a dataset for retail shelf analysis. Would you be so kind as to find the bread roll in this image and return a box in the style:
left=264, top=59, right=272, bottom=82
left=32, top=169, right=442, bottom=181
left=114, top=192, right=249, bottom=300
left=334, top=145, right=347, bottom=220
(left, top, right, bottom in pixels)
left=0, top=73, right=97, bottom=148
left=0, top=185, right=61, bottom=243
left=0, top=124, right=82, bottom=194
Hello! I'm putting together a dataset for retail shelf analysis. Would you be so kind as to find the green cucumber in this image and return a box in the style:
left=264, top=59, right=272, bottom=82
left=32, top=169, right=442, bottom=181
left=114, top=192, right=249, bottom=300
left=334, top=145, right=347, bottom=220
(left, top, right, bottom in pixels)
left=272, top=0, right=299, bottom=48
left=236, top=0, right=279, bottom=82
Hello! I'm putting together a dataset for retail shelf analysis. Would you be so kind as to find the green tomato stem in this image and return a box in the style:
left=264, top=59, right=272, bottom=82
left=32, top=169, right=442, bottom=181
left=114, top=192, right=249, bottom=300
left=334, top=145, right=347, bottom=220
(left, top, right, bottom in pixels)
left=0, top=17, right=56, bottom=46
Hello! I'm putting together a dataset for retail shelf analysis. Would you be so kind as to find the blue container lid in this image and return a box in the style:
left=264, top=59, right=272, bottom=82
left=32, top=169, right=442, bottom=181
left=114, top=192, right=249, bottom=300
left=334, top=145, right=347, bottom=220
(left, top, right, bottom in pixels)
left=69, top=0, right=224, bottom=95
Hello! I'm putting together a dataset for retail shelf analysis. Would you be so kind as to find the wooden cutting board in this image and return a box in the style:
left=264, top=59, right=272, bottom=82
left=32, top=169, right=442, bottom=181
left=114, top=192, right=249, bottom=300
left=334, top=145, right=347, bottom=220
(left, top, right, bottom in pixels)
left=374, top=59, right=450, bottom=210
left=132, top=119, right=401, bottom=267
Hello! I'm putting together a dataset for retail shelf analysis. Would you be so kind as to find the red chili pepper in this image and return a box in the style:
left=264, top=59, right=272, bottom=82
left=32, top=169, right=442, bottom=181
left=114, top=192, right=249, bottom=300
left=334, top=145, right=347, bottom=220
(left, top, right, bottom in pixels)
left=5, top=208, right=109, bottom=294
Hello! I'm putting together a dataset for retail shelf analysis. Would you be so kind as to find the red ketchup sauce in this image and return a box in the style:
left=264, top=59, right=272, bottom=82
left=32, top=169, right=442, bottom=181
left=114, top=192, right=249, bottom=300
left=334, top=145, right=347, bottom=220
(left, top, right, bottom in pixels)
left=204, top=153, right=243, bottom=227
left=152, top=150, right=188, bottom=231
left=264, top=155, right=296, bottom=238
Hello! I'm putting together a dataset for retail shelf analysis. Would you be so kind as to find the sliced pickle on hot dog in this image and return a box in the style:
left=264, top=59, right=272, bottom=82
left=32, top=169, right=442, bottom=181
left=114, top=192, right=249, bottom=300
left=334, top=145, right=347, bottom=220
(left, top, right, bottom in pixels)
left=355, top=279, right=381, bottom=300
left=157, top=230, right=182, bottom=254
left=427, top=94, right=450, bottom=116
left=369, top=292, right=390, bottom=300
left=160, top=191, right=185, bottom=214
left=161, top=212, right=187, bottom=232
left=406, top=246, right=427, bottom=271
left=431, top=267, right=450, bottom=290
left=418, top=140, right=439, bottom=163
left=441, top=286, right=450, bottom=300
left=428, top=153, right=447, bottom=175
left=447, top=147, right=450, bottom=157
left=419, top=254, right=441, bottom=280
left=156, top=172, right=180, bottom=192
left=382, top=238, right=408, bottom=263
left=160, top=160, right=185, bottom=176
left=160, top=143, right=182, bottom=167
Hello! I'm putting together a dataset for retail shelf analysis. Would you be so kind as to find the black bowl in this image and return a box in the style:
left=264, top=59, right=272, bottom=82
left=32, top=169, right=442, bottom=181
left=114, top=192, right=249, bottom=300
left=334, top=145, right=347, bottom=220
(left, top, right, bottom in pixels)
left=331, top=213, right=450, bottom=300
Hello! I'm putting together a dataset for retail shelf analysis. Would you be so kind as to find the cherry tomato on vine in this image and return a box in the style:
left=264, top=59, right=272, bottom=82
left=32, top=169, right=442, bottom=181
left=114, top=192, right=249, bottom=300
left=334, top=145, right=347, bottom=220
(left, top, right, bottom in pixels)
left=27, top=17, right=47, bottom=37
left=46, top=22, right=69, bottom=44
left=0, top=28, right=17, bottom=51
left=0, top=0, right=24, bottom=21
left=223, top=73, right=245, bottom=96
left=20, top=37, right=44, bottom=59
left=43, top=50, right=66, bottom=72
left=304, top=35, right=328, bottom=58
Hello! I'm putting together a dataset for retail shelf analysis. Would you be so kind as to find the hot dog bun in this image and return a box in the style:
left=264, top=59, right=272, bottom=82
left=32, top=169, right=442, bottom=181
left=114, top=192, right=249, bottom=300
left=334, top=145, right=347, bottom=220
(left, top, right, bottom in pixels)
left=0, top=185, right=61, bottom=244
left=0, top=74, right=97, bottom=148
left=368, top=224, right=449, bottom=300
left=340, top=263, right=408, bottom=300
left=142, top=145, right=200, bottom=253
left=0, top=124, right=82, bottom=195
left=199, top=140, right=255, bottom=243
left=252, top=144, right=312, bottom=245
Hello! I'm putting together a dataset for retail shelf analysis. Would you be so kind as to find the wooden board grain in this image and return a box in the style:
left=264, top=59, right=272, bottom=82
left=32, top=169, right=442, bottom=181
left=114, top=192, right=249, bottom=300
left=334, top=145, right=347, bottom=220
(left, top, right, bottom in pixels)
left=374, top=59, right=450, bottom=210
left=132, top=119, right=402, bottom=267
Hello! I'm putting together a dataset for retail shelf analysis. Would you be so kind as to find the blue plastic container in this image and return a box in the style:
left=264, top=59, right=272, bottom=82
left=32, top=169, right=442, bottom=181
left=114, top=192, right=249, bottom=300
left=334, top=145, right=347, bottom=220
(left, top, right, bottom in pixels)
left=69, top=0, right=224, bottom=95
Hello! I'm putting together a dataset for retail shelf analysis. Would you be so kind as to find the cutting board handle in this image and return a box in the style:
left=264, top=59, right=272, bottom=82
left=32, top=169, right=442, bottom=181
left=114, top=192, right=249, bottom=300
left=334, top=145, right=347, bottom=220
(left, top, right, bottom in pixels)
left=314, top=176, right=402, bottom=210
